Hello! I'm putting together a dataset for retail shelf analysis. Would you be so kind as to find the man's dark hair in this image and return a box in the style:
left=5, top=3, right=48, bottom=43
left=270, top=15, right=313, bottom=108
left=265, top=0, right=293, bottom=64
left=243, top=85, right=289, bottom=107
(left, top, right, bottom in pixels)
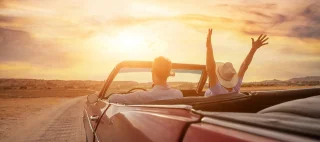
left=152, top=56, right=172, bottom=80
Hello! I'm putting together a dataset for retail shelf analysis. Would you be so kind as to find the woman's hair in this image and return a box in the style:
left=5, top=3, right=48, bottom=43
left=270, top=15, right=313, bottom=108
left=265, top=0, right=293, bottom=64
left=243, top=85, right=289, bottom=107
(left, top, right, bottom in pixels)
left=152, top=56, right=172, bottom=80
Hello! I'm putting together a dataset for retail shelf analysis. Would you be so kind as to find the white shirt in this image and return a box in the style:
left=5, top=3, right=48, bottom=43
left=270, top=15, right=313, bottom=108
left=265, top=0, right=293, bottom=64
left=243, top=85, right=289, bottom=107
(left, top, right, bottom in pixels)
left=205, top=78, right=243, bottom=97
left=107, top=85, right=183, bottom=104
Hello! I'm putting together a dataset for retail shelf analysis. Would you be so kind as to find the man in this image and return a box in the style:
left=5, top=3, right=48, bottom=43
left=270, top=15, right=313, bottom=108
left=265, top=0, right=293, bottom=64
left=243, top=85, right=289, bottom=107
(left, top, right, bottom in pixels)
left=108, top=56, right=183, bottom=104
left=205, top=28, right=269, bottom=96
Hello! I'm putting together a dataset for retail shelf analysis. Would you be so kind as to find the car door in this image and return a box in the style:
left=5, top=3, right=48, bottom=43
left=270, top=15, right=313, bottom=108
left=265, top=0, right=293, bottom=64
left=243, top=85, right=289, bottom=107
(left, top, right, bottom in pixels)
left=94, top=101, right=201, bottom=142
left=83, top=98, right=109, bottom=142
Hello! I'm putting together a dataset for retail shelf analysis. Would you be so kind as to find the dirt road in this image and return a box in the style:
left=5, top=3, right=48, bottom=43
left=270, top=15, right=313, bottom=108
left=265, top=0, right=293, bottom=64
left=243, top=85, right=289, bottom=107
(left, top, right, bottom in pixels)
left=1, top=96, right=86, bottom=142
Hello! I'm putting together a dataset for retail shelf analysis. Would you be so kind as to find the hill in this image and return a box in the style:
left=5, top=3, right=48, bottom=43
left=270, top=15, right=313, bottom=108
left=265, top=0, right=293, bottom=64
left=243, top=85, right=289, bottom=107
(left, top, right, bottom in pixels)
left=242, top=76, right=320, bottom=87
left=261, top=79, right=285, bottom=83
left=288, top=76, right=320, bottom=82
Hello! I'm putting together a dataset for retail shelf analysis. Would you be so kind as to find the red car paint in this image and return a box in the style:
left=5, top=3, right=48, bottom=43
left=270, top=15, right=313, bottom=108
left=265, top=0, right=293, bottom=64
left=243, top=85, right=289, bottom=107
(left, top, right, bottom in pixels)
left=183, top=123, right=277, bottom=142
left=85, top=100, right=201, bottom=142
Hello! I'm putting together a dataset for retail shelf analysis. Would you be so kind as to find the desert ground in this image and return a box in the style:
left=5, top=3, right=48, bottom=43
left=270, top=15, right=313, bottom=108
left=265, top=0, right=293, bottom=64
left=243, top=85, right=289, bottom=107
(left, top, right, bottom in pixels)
left=0, top=89, right=94, bottom=142
left=0, top=86, right=318, bottom=142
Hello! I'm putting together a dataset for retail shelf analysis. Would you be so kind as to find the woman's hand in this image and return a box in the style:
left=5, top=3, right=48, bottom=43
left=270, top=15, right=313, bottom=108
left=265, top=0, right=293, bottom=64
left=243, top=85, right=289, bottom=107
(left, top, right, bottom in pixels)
left=206, top=28, right=212, bottom=48
left=251, top=34, right=269, bottom=50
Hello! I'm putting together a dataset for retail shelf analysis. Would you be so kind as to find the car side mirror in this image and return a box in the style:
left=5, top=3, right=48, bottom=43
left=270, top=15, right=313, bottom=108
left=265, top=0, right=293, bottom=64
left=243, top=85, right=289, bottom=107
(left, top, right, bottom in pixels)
left=87, top=94, right=98, bottom=104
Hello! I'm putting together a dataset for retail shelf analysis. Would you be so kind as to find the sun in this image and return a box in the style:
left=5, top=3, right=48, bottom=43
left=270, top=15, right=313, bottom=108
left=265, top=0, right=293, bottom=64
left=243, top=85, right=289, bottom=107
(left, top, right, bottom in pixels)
left=90, top=31, right=149, bottom=55
left=111, top=32, right=148, bottom=53
left=90, top=30, right=168, bottom=60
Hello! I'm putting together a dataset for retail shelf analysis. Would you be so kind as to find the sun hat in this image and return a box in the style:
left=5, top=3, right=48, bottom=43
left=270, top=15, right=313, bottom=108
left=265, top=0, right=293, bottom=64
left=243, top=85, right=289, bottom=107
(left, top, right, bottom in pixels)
left=216, top=62, right=239, bottom=88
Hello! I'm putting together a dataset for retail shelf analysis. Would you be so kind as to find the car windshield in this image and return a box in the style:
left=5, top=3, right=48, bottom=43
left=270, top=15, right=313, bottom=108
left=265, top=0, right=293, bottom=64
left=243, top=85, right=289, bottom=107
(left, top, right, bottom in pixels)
left=104, top=68, right=202, bottom=98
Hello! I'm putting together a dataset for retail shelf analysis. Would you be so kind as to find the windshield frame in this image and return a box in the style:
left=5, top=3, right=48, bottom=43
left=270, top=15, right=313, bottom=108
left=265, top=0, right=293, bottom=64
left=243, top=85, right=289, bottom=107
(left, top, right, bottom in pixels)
left=98, top=61, right=207, bottom=99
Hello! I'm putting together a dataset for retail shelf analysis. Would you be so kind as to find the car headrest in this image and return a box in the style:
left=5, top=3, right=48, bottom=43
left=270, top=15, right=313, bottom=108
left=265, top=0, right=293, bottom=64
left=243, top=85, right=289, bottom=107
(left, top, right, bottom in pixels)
left=258, top=95, right=320, bottom=119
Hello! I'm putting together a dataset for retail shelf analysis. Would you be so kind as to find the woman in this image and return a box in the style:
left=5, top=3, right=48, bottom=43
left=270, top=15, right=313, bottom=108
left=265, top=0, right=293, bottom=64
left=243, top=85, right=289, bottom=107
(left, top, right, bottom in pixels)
left=205, top=29, right=269, bottom=96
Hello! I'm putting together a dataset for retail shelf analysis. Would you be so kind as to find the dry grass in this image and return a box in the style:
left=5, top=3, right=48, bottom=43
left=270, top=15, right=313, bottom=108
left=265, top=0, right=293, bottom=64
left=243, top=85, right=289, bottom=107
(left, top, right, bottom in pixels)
left=0, top=89, right=95, bottom=99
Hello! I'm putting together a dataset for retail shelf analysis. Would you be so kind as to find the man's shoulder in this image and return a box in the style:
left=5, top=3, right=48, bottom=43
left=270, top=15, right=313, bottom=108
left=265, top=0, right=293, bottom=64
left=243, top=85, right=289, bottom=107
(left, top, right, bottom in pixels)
left=168, top=88, right=183, bottom=96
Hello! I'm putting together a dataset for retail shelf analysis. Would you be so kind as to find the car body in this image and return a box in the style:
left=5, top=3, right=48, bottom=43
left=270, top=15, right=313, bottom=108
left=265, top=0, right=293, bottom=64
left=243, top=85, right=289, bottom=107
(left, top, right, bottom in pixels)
left=83, top=61, right=320, bottom=142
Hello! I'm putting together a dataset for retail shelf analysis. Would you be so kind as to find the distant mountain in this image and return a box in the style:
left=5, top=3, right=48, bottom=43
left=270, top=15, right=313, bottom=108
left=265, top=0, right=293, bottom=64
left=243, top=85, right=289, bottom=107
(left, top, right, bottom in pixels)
left=288, top=76, right=320, bottom=82
left=257, top=76, right=320, bottom=83
left=243, top=76, right=320, bottom=87
left=261, top=79, right=284, bottom=83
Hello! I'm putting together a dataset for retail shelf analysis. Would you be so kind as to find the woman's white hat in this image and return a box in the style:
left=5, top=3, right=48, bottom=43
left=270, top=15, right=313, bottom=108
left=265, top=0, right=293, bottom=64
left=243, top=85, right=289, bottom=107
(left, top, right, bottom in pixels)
left=216, top=62, right=239, bottom=88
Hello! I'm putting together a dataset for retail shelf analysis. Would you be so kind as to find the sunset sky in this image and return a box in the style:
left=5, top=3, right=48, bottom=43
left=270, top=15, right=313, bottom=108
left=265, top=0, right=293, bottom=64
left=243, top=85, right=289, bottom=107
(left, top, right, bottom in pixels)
left=0, top=0, right=319, bottom=82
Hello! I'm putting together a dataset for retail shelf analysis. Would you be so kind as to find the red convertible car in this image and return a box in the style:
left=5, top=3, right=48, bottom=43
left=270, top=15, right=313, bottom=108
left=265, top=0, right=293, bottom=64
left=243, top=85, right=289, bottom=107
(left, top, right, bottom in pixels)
left=83, top=61, right=320, bottom=142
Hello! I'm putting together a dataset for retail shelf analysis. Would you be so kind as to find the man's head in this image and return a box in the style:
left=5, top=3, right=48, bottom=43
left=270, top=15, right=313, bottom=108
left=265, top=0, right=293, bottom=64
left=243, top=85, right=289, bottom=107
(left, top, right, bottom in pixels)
left=152, top=56, right=172, bottom=84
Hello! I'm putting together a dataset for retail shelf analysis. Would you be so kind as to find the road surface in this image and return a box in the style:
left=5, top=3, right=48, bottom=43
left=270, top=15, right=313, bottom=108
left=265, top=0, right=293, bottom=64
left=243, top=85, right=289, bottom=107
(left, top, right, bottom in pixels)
left=2, top=96, right=86, bottom=142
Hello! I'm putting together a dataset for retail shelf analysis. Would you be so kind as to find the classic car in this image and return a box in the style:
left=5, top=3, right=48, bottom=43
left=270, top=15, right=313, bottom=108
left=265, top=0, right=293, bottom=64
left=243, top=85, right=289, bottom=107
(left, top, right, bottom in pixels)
left=83, top=61, right=320, bottom=142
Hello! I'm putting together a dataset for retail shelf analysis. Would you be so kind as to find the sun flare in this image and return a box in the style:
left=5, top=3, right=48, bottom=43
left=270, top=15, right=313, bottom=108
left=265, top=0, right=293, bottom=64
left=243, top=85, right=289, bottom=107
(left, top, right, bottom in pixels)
left=111, top=32, right=148, bottom=53
left=90, top=29, right=170, bottom=61
left=91, top=31, right=152, bottom=56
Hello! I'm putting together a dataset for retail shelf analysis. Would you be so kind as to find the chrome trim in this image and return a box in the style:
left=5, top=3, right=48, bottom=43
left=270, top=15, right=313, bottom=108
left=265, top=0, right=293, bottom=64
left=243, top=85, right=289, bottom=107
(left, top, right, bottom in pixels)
left=90, top=115, right=99, bottom=121
left=93, top=103, right=111, bottom=142
left=113, top=103, right=193, bottom=110
left=84, top=109, right=100, bottom=142
left=94, top=132, right=100, bottom=142
left=84, top=109, right=95, bottom=133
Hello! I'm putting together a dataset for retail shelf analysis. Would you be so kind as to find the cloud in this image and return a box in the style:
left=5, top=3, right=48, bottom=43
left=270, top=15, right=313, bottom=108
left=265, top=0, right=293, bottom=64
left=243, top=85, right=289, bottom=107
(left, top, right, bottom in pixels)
left=301, top=3, right=320, bottom=23
left=0, top=11, right=99, bottom=40
left=216, top=3, right=278, bottom=10
left=280, top=46, right=320, bottom=56
left=99, top=10, right=317, bottom=40
left=217, top=3, right=289, bottom=35
left=272, top=14, right=287, bottom=25
left=0, top=14, right=31, bottom=26
left=0, top=0, right=318, bottom=80
left=291, top=26, right=320, bottom=39
left=290, top=3, right=320, bottom=39
left=84, top=14, right=238, bottom=35
left=249, top=11, right=272, bottom=19
left=0, top=15, right=15, bottom=23
left=0, top=0, right=6, bottom=8
left=1, top=0, right=316, bottom=40
left=214, top=1, right=319, bottom=39
left=0, top=27, right=80, bottom=68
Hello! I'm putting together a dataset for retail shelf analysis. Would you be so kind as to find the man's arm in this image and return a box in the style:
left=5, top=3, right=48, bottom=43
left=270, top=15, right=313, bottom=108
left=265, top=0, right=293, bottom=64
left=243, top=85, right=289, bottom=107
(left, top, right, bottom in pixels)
left=206, top=29, right=218, bottom=87
left=238, top=34, right=269, bottom=78
left=108, top=92, right=144, bottom=104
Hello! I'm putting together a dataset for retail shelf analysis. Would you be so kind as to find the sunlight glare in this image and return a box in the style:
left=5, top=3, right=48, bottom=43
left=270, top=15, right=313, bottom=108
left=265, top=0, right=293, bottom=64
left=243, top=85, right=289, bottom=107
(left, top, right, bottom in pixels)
left=89, top=27, right=170, bottom=61
left=111, top=32, right=148, bottom=53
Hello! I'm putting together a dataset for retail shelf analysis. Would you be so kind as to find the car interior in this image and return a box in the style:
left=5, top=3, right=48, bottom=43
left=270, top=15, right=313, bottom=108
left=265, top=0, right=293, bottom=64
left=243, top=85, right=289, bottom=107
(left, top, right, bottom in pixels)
left=145, top=88, right=320, bottom=113
left=104, top=61, right=320, bottom=115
